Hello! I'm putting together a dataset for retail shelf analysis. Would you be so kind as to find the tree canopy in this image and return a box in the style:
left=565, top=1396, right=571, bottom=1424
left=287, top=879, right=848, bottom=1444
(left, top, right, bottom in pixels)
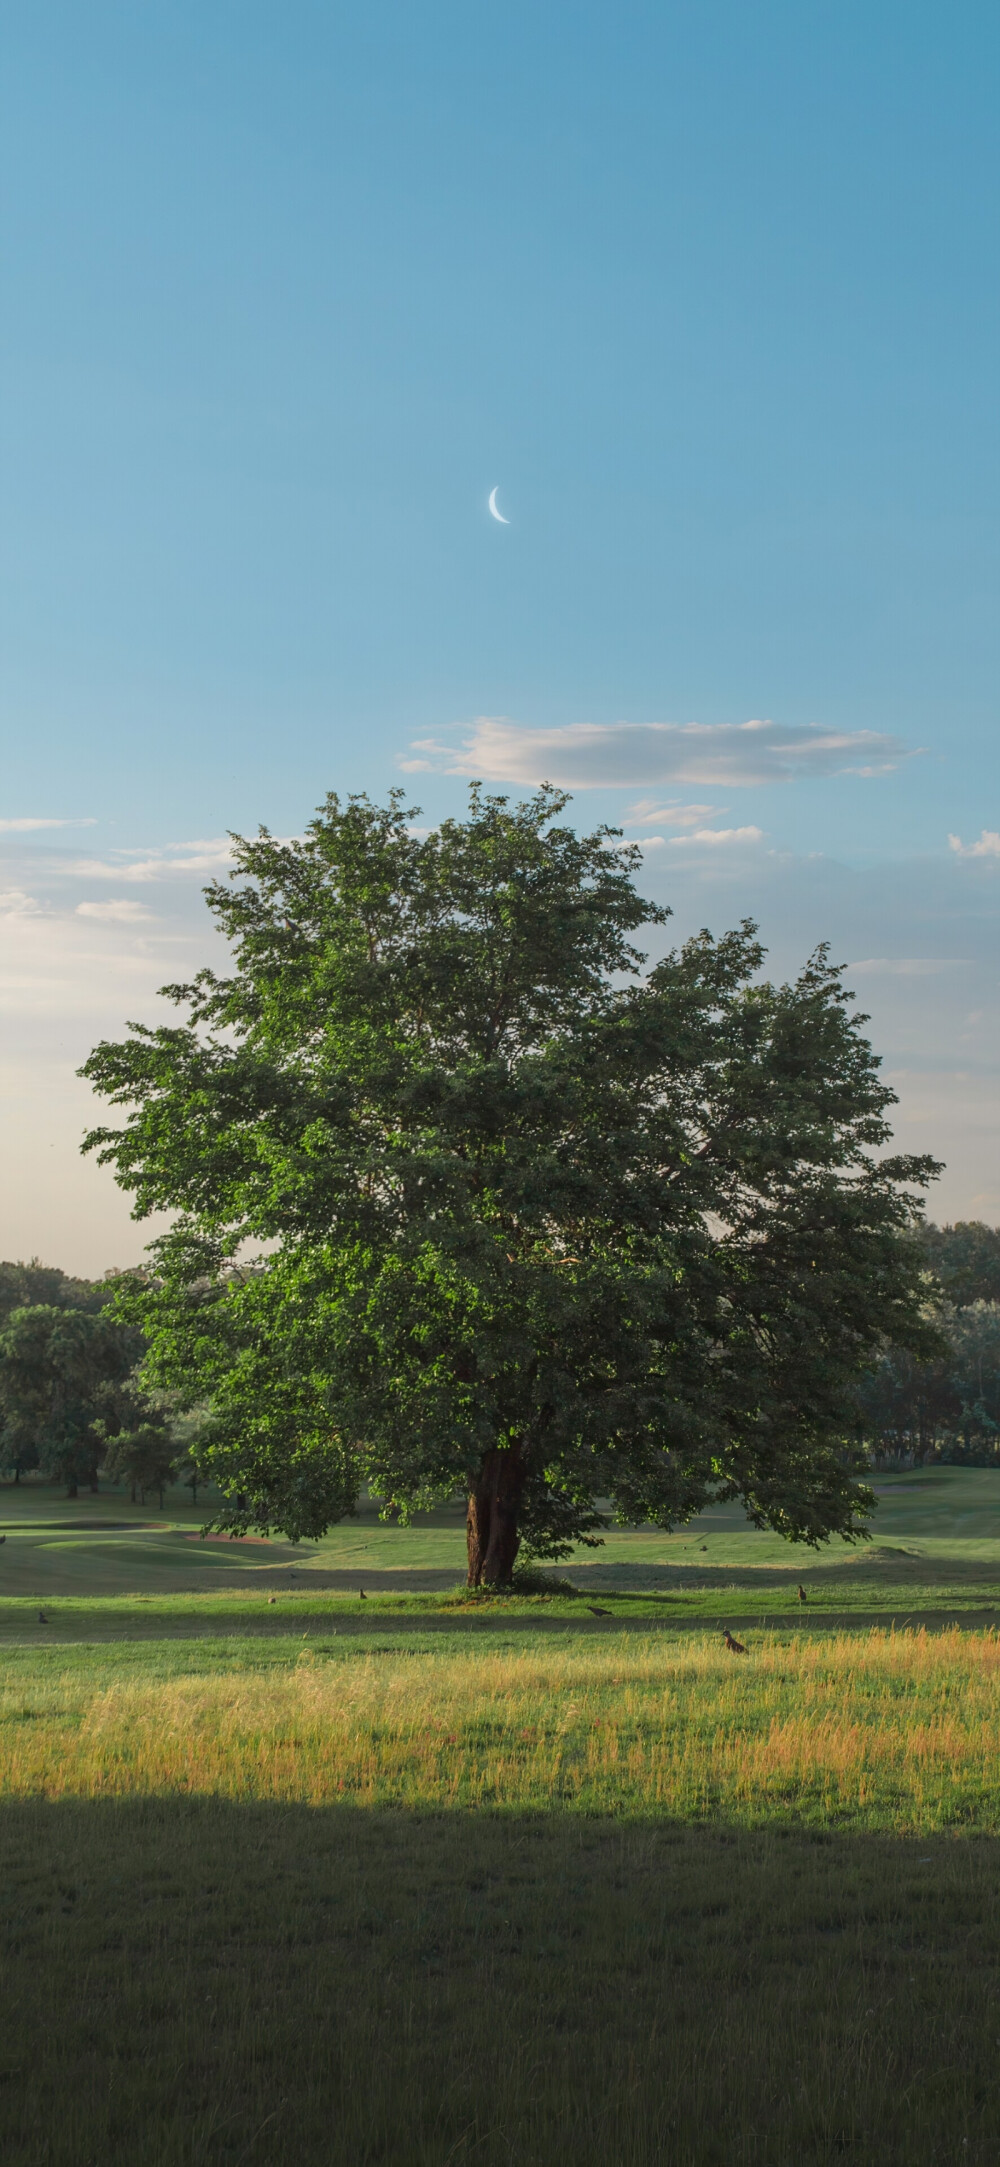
left=859, top=1301, right=1000, bottom=1466
left=918, top=1221, right=1000, bottom=1308
left=0, top=1258, right=105, bottom=1328
left=0, top=1301, right=139, bottom=1495
left=81, top=786, right=940, bottom=1581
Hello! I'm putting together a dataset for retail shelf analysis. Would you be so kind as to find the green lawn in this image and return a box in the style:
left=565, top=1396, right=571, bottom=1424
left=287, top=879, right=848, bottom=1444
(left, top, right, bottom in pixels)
left=2, top=1466, right=1000, bottom=1633
left=4, top=1469, right=1000, bottom=2161
left=5, top=1622, right=1000, bottom=2163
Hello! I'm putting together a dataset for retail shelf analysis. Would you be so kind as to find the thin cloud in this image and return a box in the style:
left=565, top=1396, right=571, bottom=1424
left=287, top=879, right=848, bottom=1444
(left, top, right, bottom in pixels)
left=668, top=825, right=764, bottom=848
left=849, top=958, right=972, bottom=977
left=624, top=800, right=724, bottom=828
left=949, top=830, right=1000, bottom=859
left=76, top=899, right=155, bottom=923
left=624, top=824, right=764, bottom=852
left=69, top=838, right=234, bottom=883
left=0, top=817, right=96, bottom=832
left=405, top=717, right=909, bottom=788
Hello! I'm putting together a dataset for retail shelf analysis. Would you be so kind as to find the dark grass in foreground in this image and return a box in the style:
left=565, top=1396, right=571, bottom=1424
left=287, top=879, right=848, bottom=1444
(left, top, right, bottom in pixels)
left=4, top=1630, right=1000, bottom=2161
left=4, top=1800, right=1000, bottom=2166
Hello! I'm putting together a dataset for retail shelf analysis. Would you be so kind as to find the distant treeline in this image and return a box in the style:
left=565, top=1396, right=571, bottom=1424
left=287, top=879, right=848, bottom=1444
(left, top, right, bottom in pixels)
left=0, top=1260, right=199, bottom=1501
left=860, top=1222, right=1000, bottom=1467
left=2, top=1224, right=1000, bottom=1495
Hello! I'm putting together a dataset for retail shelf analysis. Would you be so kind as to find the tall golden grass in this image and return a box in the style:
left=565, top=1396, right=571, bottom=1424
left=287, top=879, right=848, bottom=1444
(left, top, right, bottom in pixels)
left=5, top=1628, right=1000, bottom=1827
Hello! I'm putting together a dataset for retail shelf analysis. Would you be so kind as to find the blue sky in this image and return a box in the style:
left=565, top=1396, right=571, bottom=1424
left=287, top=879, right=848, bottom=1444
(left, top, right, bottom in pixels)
left=1, top=1, right=998, bottom=1269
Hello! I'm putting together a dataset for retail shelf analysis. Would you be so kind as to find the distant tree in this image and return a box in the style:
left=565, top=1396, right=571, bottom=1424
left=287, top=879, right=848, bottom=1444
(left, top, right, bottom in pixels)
left=856, top=1342, right=958, bottom=1465
left=919, top=1222, right=1000, bottom=1308
left=948, top=1303, right=1000, bottom=1457
left=0, top=1422, right=39, bottom=1485
left=82, top=786, right=940, bottom=1582
left=160, top=1404, right=213, bottom=1507
left=858, top=1301, right=1000, bottom=1466
left=99, top=1415, right=178, bottom=1506
left=178, top=1454, right=201, bottom=1506
left=0, top=1263, right=111, bottom=1481
left=0, top=1303, right=139, bottom=1497
left=0, top=1259, right=105, bottom=1325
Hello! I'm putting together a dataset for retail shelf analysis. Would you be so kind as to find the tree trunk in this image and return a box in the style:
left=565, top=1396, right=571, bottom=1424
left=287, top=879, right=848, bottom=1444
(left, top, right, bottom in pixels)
left=66, top=1478, right=78, bottom=1499
left=467, top=1442, right=526, bottom=1588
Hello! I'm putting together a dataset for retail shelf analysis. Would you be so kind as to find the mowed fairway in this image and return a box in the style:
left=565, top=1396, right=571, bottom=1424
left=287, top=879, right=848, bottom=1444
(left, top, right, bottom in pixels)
left=4, top=1474, right=1000, bottom=2163
left=5, top=1464, right=1000, bottom=1621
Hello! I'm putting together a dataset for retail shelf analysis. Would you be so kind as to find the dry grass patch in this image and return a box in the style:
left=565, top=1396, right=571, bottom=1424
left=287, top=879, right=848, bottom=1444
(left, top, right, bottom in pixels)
left=5, top=1627, right=1000, bottom=1828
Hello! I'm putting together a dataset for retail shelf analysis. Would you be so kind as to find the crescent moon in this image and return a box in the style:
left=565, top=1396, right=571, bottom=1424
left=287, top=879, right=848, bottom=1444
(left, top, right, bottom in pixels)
left=488, top=487, right=509, bottom=525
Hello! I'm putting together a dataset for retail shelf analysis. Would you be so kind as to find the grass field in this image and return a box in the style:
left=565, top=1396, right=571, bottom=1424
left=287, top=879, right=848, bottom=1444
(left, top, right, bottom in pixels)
left=4, top=1471, right=1000, bottom=2162
left=4, top=1464, right=1000, bottom=1616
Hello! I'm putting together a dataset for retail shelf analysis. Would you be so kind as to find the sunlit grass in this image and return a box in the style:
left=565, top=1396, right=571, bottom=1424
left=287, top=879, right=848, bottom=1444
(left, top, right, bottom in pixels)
left=7, top=1626, right=1000, bottom=2162
left=5, top=1627, right=1000, bottom=1829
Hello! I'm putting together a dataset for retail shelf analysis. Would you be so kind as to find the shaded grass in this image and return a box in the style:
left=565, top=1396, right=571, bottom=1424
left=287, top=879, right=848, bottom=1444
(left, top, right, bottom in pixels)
left=4, top=1798, right=1000, bottom=2165
left=4, top=1556, right=1000, bottom=1642
left=6, top=1619, right=1000, bottom=2160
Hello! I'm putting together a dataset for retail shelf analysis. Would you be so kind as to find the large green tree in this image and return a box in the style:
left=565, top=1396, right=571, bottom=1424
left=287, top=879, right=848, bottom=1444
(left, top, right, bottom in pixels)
left=82, top=787, right=939, bottom=1582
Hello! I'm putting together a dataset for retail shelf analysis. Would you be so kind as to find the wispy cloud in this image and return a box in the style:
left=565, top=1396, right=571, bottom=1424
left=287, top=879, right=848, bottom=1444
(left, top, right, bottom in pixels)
left=403, top=717, right=909, bottom=789
left=0, top=817, right=96, bottom=833
left=624, top=800, right=724, bottom=828
left=75, top=899, right=155, bottom=922
left=667, top=825, right=764, bottom=848
left=627, top=824, right=764, bottom=852
left=948, top=830, right=1000, bottom=859
left=69, top=838, right=234, bottom=883
left=849, top=957, right=972, bottom=977
left=0, top=888, right=42, bottom=916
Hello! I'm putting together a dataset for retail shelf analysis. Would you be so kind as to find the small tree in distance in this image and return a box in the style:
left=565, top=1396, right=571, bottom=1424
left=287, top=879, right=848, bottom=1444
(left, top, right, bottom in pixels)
left=99, top=1417, right=178, bottom=1507
left=82, top=786, right=940, bottom=1584
left=0, top=1303, right=138, bottom=1497
left=0, top=1263, right=113, bottom=1486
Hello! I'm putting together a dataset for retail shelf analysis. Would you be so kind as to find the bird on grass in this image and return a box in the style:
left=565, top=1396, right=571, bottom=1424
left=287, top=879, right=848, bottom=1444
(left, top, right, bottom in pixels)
left=587, top=1605, right=613, bottom=1618
left=0, top=1533, right=6, bottom=1543
left=723, top=1629, right=746, bottom=1654
left=798, top=1584, right=808, bottom=1603
left=359, top=1586, right=366, bottom=1600
left=37, top=1611, right=48, bottom=1625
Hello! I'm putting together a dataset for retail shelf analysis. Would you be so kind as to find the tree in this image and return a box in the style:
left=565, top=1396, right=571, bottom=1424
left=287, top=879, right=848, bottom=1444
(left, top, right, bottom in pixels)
left=0, top=1262, right=108, bottom=1481
left=177, top=1451, right=202, bottom=1506
left=857, top=1298, right=1000, bottom=1467
left=0, top=1303, right=138, bottom=1497
left=0, top=1258, right=105, bottom=1327
left=856, top=1341, right=958, bottom=1465
left=81, top=786, right=940, bottom=1583
left=99, top=1416, right=178, bottom=1506
left=919, top=1222, right=1000, bottom=1308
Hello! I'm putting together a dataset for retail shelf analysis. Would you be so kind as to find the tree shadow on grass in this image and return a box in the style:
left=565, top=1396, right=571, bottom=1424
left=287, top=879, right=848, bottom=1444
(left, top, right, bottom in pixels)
left=2, top=1798, right=999, bottom=2167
